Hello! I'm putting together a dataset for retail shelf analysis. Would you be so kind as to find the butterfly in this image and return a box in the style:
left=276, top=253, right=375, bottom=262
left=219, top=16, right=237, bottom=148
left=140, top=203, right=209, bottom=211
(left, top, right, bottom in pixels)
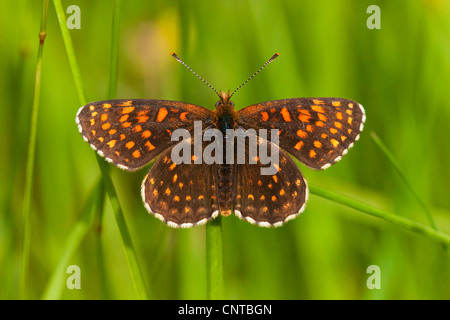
left=76, top=53, right=365, bottom=228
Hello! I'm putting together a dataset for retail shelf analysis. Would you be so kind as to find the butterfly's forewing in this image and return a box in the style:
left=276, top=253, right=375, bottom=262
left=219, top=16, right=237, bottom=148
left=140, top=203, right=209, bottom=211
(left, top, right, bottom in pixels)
left=234, top=130, right=308, bottom=227
left=238, top=98, right=365, bottom=170
left=141, top=140, right=220, bottom=228
left=76, top=99, right=213, bottom=171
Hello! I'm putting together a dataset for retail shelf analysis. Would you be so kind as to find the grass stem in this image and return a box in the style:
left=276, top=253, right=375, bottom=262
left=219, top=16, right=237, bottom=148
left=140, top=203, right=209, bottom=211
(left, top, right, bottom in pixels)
left=20, top=0, right=49, bottom=299
left=52, top=0, right=149, bottom=299
left=206, top=216, right=224, bottom=299
left=309, top=185, right=450, bottom=246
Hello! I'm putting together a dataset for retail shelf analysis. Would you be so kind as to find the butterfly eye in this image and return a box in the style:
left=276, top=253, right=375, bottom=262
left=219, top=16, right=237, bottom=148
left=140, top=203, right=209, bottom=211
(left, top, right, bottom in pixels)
left=215, top=101, right=221, bottom=107
left=229, top=101, right=235, bottom=107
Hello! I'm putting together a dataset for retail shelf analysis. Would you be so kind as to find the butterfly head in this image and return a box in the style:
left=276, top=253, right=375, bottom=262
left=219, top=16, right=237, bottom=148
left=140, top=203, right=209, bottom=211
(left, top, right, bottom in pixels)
left=215, top=90, right=236, bottom=114
left=216, top=90, right=234, bottom=107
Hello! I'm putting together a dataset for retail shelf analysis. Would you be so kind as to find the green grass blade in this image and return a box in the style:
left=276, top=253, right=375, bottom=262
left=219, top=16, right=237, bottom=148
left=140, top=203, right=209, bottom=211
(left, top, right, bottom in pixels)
left=370, top=131, right=437, bottom=229
left=309, top=185, right=450, bottom=246
left=19, top=0, right=49, bottom=299
left=206, top=216, right=224, bottom=299
left=52, top=0, right=149, bottom=299
left=41, top=179, right=103, bottom=300
left=107, top=0, right=121, bottom=99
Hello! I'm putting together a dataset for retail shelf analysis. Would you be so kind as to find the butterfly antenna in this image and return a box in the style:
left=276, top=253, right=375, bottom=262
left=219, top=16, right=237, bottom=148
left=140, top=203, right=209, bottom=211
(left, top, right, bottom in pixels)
left=229, top=53, right=280, bottom=99
left=171, top=52, right=220, bottom=98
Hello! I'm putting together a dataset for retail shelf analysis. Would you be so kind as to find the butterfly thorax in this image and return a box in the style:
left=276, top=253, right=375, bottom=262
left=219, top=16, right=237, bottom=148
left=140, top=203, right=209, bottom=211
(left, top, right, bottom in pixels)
left=213, top=90, right=239, bottom=133
left=212, top=90, right=239, bottom=216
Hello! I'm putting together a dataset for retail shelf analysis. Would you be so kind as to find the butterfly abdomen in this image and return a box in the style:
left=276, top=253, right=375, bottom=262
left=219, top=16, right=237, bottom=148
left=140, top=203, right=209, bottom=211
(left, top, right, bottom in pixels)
left=212, top=97, right=240, bottom=216
left=217, top=163, right=233, bottom=215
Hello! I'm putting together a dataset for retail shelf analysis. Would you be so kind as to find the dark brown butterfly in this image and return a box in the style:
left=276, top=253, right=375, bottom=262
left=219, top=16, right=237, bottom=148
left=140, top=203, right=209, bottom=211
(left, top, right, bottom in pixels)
left=76, top=53, right=365, bottom=228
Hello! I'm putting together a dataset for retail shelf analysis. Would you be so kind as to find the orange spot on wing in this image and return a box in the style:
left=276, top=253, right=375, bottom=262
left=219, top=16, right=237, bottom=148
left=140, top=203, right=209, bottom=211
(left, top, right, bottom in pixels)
left=180, top=112, right=188, bottom=121
left=107, top=140, right=116, bottom=148
left=318, top=113, right=327, bottom=121
left=309, top=149, right=317, bottom=158
left=315, top=121, right=325, bottom=127
left=91, top=111, right=98, bottom=117
left=137, top=115, right=149, bottom=123
left=119, top=114, right=129, bottom=122
left=145, top=140, right=155, bottom=151
left=321, top=133, right=327, bottom=139
left=120, top=134, right=126, bottom=140
left=103, top=103, right=112, bottom=109
left=133, top=125, right=142, bottom=133
left=341, top=135, right=347, bottom=142
left=89, top=105, right=95, bottom=111
left=332, top=101, right=341, bottom=107
left=119, top=100, right=133, bottom=106
left=280, top=107, right=292, bottom=122
left=101, top=114, right=108, bottom=121
left=173, top=174, right=178, bottom=183
left=336, top=112, right=343, bottom=120
left=90, top=119, right=95, bottom=126
left=142, top=130, right=151, bottom=138
left=346, top=109, right=352, bottom=115
left=122, top=122, right=131, bottom=128
left=331, top=139, right=340, bottom=148
left=348, top=117, right=353, bottom=125
left=298, top=110, right=311, bottom=122
left=334, top=121, right=342, bottom=129
left=314, top=141, right=322, bottom=148
left=294, top=141, right=304, bottom=150
left=330, top=127, right=338, bottom=134
left=297, top=130, right=307, bottom=138
left=313, top=99, right=325, bottom=105
left=109, top=129, right=117, bottom=135
left=261, top=111, right=269, bottom=121
left=125, top=141, right=135, bottom=149
left=156, top=108, right=168, bottom=122
left=311, top=105, right=325, bottom=113
left=132, top=149, right=141, bottom=158
left=169, top=163, right=176, bottom=170
left=102, top=123, right=111, bottom=130
left=121, top=106, right=134, bottom=114
left=306, top=124, right=314, bottom=132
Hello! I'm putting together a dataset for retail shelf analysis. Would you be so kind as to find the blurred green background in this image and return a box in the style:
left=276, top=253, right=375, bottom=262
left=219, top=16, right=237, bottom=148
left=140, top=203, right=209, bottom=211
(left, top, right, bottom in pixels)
left=1, top=0, right=449, bottom=299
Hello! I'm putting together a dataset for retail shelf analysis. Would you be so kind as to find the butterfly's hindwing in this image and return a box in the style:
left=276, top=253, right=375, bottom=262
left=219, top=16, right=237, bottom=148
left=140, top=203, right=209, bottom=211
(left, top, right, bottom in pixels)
left=141, top=141, right=220, bottom=228
left=234, top=133, right=308, bottom=226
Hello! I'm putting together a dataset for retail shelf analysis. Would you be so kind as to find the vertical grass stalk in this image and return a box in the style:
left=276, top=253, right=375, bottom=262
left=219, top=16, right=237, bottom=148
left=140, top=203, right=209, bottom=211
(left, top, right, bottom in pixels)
left=52, top=0, right=149, bottom=299
left=41, top=179, right=103, bottom=299
left=20, top=0, right=49, bottom=299
left=206, top=216, right=224, bottom=299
